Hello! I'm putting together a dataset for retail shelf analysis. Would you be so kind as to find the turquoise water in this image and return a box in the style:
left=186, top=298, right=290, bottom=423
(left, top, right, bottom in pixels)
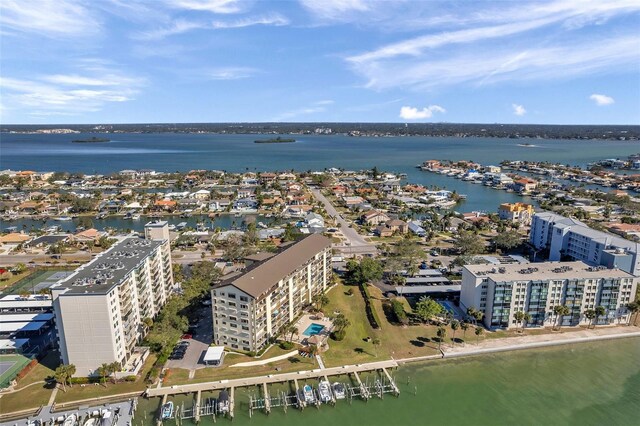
left=135, top=337, right=640, bottom=426
left=2, top=133, right=638, bottom=212
left=302, top=323, right=325, bottom=336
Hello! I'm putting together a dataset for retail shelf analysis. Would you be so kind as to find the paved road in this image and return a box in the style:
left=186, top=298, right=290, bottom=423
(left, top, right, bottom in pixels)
left=0, top=252, right=92, bottom=266
left=310, top=189, right=377, bottom=256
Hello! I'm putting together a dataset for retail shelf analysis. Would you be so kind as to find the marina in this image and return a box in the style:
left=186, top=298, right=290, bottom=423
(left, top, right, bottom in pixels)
left=0, top=400, right=137, bottom=426
left=146, top=360, right=400, bottom=421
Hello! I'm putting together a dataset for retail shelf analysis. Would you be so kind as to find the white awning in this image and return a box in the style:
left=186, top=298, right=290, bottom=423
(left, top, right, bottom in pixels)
left=203, top=346, right=224, bottom=362
left=0, top=338, right=29, bottom=350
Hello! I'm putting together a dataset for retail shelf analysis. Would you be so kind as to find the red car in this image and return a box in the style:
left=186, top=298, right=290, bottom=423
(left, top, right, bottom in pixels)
left=181, top=333, right=192, bottom=339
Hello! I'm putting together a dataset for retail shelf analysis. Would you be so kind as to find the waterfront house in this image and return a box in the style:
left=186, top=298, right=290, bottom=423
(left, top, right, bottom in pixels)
left=498, top=202, right=534, bottom=225
left=154, top=199, right=177, bottom=212
left=360, top=210, right=389, bottom=226
left=209, top=199, right=231, bottom=212
left=513, top=178, right=538, bottom=194
left=192, top=189, right=211, bottom=201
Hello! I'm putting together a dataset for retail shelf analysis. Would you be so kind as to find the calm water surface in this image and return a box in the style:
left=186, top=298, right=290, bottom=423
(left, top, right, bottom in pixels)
left=136, top=338, right=640, bottom=426
left=1, top=133, right=638, bottom=212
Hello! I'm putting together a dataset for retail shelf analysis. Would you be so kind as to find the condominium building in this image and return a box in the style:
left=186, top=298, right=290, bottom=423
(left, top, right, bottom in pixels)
left=211, top=234, right=331, bottom=352
left=460, top=261, right=636, bottom=330
left=498, top=202, right=534, bottom=225
left=530, top=212, right=640, bottom=275
left=52, top=231, right=173, bottom=377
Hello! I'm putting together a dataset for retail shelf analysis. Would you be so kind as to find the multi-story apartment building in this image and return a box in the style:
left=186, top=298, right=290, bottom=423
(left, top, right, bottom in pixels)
left=530, top=212, right=640, bottom=275
left=52, top=229, right=173, bottom=377
left=461, top=261, right=636, bottom=330
left=498, top=202, right=534, bottom=225
left=211, top=234, right=331, bottom=352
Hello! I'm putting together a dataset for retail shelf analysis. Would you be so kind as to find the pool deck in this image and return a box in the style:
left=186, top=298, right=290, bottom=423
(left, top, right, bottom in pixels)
left=293, top=314, right=333, bottom=345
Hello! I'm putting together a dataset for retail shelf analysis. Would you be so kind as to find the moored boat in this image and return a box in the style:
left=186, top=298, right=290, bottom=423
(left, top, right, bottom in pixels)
left=318, top=380, right=332, bottom=403
left=161, top=402, right=174, bottom=420
left=332, top=382, right=346, bottom=399
left=303, top=384, right=315, bottom=404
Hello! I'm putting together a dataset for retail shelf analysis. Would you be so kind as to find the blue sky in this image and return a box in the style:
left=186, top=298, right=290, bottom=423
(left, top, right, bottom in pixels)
left=1, top=0, right=639, bottom=125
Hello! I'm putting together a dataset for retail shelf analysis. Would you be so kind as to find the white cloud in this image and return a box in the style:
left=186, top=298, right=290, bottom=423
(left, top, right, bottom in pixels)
left=211, top=14, right=289, bottom=29
left=204, top=67, right=259, bottom=80
left=272, top=100, right=334, bottom=121
left=136, top=14, right=289, bottom=40
left=0, top=62, right=144, bottom=116
left=512, top=104, right=527, bottom=116
left=0, top=0, right=99, bottom=37
left=590, top=93, right=615, bottom=105
left=349, top=36, right=639, bottom=91
left=345, top=1, right=640, bottom=91
left=399, top=105, right=445, bottom=120
left=162, top=0, right=243, bottom=14
left=299, top=0, right=370, bottom=21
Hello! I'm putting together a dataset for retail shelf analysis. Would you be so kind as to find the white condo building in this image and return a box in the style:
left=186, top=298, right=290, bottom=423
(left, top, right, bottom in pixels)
left=530, top=212, right=640, bottom=275
left=461, top=261, right=636, bottom=330
left=211, top=234, right=331, bottom=352
left=52, top=226, right=173, bottom=377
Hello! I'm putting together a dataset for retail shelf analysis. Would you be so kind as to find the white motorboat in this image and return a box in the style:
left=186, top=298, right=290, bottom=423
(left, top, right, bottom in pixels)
left=318, top=380, right=332, bottom=403
left=332, top=382, right=346, bottom=399
left=303, top=384, right=315, bottom=404
left=62, top=414, right=77, bottom=426
left=161, top=402, right=174, bottom=420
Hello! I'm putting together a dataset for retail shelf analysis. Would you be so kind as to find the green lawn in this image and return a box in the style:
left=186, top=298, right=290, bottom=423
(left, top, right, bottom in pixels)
left=0, top=270, right=34, bottom=292
left=54, top=354, right=156, bottom=404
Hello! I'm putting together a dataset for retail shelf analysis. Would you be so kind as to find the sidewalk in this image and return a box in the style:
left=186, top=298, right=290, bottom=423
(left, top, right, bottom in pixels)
left=396, top=325, right=640, bottom=364
left=230, top=350, right=298, bottom=367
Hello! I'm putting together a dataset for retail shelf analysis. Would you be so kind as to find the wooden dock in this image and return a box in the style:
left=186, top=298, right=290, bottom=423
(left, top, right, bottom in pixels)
left=147, top=359, right=399, bottom=419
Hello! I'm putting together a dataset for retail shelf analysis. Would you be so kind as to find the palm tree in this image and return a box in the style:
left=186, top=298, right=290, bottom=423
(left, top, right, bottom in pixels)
left=522, top=313, right=531, bottom=333
left=460, top=322, right=470, bottom=343
left=514, top=311, right=525, bottom=333
left=287, top=325, right=298, bottom=343
left=627, top=302, right=640, bottom=326
left=97, top=363, right=110, bottom=387
left=595, top=306, right=606, bottom=327
left=450, top=320, right=460, bottom=347
left=312, top=293, right=330, bottom=311
left=436, top=327, right=447, bottom=352
left=553, top=305, right=570, bottom=330
left=474, top=326, right=484, bottom=345
left=108, top=362, right=120, bottom=384
left=584, top=309, right=596, bottom=329
left=372, top=337, right=381, bottom=357
left=54, top=364, right=76, bottom=391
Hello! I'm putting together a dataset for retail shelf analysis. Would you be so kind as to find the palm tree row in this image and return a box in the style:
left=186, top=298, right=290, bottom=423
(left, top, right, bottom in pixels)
left=97, top=361, right=121, bottom=386
left=54, top=364, right=76, bottom=392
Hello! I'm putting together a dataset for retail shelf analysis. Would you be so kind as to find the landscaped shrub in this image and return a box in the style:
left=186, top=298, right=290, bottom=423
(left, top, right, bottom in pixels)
left=279, top=341, right=294, bottom=350
left=391, top=299, right=408, bottom=325
left=359, top=283, right=381, bottom=329
left=124, top=375, right=137, bottom=382
left=331, top=329, right=346, bottom=341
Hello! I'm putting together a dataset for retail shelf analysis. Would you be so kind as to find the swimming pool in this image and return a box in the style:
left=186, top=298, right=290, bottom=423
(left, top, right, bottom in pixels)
left=302, top=323, right=325, bottom=336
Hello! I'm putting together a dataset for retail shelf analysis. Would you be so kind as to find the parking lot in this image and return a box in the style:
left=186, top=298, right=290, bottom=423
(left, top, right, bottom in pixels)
left=165, top=305, right=214, bottom=371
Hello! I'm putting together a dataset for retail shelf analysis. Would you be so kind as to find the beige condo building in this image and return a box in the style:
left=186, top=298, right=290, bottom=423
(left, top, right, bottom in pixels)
left=211, top=234, right=331, bottom=352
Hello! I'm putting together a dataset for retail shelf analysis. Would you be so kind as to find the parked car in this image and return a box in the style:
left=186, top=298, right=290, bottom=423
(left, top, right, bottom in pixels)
left=181, top=333, right=193, bottom=339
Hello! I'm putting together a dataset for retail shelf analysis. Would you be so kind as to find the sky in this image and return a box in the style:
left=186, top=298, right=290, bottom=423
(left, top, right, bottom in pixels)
left=1, top=0, right=639, bottom=125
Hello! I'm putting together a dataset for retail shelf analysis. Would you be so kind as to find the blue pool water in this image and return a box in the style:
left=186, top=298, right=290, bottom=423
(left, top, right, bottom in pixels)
left=302, top=323, right=325, bottom=336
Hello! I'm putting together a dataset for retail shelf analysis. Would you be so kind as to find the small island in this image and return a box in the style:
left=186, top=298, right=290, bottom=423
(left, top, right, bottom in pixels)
left=72, top=136, right=111, bottom=143
left=254, top=136, right=296, bottom=144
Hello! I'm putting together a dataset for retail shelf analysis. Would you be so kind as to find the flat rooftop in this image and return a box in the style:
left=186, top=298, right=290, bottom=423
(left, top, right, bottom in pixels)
left=464, top=261, right=634, bottom=282
left=53, top=237, right=163, bottom=296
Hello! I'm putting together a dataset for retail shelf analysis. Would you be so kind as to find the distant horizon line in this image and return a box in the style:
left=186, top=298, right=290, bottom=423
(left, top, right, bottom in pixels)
left=3, top=121, right=639, bottom=127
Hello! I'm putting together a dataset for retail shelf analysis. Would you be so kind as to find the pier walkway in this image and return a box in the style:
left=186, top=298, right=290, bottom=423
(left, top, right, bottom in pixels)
left=146, top=359, right=398, bottom=398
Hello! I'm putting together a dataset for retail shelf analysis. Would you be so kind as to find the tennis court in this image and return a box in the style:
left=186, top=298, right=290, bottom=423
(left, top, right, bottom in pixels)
left=2, top=269, right=74, bottom=295
left=0, top=354, right=30, bottom=388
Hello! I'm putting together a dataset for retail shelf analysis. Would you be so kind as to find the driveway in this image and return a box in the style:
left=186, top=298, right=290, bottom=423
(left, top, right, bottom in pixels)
left=310, top=188, right=377, bottom=256
left=165, top=306, right=213, bottom=371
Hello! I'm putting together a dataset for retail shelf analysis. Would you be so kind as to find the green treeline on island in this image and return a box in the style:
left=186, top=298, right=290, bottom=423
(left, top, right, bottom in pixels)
left=254, top=136, right=296, bottom=143
left=72, top=137, right=111, bottom=143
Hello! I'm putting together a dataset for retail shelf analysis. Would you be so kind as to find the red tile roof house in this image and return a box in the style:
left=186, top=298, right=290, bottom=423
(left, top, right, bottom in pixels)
left=512, top=178, right=538, bottom=194
left=360, top=210, right=390, bottom=226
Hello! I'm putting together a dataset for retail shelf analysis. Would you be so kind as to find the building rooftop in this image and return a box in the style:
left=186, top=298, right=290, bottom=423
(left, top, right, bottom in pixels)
left=53, top=237, right=163, bottom=296
left=464, top=261, right=634, bottom=282
left=216, top=234, right=331, bottom=299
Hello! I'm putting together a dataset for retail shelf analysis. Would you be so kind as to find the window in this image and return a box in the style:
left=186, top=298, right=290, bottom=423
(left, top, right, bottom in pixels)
left=240, top=296, right=249, bottom=302
left=228, top=293, right=236, bottom=299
